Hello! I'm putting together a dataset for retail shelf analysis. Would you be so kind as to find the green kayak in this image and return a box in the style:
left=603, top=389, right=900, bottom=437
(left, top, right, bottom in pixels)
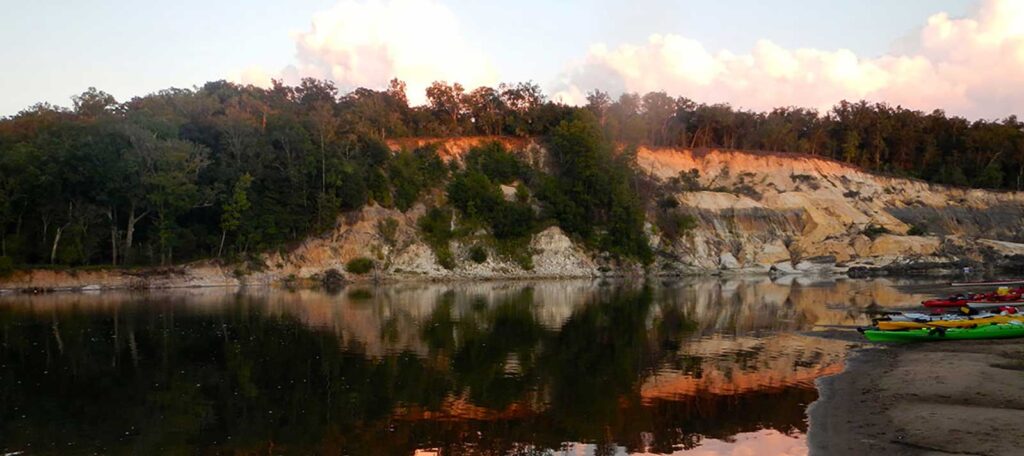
left=863, top=323, right=1024, bottom=342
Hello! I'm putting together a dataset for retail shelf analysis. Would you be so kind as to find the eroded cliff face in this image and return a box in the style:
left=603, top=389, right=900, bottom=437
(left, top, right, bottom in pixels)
left=636, top=146, right=1024, bottom=274
left=257, top=202, right=599, bottom=282
left=5, top=137, right=1024, bottom=290
left=252, top=138, right=1024, bottom=283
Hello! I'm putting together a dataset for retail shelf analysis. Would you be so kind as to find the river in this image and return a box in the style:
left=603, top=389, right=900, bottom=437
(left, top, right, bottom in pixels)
left=0, top=277, right=938, bottom=455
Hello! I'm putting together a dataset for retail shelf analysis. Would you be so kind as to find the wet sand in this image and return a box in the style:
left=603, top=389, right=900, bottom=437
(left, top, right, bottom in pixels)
left=808, top=336, right=1024, bottom=456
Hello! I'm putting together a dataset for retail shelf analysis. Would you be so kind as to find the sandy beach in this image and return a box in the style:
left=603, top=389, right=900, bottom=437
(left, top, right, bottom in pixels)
left=808, top=337, right=1024, bottom=456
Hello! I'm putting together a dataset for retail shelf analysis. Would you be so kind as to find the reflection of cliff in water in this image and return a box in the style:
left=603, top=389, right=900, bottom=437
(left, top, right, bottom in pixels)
left=0, top=278, right=925, bottom=454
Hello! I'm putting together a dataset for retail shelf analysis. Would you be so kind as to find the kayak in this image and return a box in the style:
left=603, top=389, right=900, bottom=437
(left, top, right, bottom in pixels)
left=923, top=292, right=1023, bottom=308
left=876, top=315, right=1024, bottom=331
left=922, top=298, right=972, bottom=308
left=968, top=301, right=1024, bottom=310
left=863, top=322, right=1024, bottom=342
left=951, top=279, right=1024, bottom=287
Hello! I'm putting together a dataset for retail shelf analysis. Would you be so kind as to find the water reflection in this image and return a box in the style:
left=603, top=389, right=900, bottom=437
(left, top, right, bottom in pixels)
left=0, top=277, right=927, bottom=455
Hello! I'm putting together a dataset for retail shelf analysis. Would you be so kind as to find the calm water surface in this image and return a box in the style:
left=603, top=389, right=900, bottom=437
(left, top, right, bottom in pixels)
left=0, top=277, right=935, bottom=455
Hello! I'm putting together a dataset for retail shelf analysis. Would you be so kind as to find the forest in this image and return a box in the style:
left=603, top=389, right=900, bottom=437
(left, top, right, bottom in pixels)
left=1, top=78, right=1023, bottom=270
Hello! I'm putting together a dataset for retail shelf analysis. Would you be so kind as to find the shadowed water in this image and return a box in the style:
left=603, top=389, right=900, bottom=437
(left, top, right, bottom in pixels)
left=0, top=277, right=934, bottom=455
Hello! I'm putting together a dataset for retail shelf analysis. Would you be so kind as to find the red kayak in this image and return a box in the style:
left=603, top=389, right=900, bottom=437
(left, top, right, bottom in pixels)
left=924, top=291, right=1024, bottom=308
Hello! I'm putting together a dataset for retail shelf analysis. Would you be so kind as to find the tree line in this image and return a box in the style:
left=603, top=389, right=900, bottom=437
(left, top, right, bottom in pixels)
left=0, top=78, right=1022, bottom=270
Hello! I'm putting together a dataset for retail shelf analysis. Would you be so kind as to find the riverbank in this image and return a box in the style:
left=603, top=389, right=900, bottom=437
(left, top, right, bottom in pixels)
left=808, top=337, right=1024, bottom=456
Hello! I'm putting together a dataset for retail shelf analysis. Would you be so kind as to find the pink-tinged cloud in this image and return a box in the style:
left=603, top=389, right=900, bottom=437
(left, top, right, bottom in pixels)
left=237, top=0, right=498, bottom=105
left=555, top=0, right=1024, bottom=119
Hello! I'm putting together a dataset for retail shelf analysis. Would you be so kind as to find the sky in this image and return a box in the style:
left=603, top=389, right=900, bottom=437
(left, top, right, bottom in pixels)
left=6, top=0, right=1023, bottom=120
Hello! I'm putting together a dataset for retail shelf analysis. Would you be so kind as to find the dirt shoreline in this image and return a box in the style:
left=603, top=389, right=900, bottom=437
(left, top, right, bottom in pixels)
left=808, top=336, right=1024, bottom=456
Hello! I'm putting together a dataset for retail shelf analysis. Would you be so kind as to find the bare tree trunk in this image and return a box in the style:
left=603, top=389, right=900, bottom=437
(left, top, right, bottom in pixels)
left=50, top=226, right=64, bottom=264
left=319, top=132, right=326, bottom=225
left=41, top=215, right=49, bottom=259
left=51, top=202, right=73, bottom=264
left=218, top=229, right=227, bottom=258
left=320, top=133, right=326, bottom=196
left=124, top=203, right=149, bottom=265
left=107, top=206, right=118, bottom=266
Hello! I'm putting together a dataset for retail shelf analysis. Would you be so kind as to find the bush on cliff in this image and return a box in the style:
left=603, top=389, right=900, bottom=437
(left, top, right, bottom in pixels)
left=345, top=257, right=375, bottom=275
left=469, top=245, right=488, bottom=264
left=418, top=207, right=457, bottom=269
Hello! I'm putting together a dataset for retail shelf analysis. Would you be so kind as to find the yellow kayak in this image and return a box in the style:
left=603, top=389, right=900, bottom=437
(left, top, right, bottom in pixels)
left=877, top=315, right=1024, bottom=331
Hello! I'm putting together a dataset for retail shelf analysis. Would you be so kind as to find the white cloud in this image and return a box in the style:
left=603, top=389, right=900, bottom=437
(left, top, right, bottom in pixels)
left=234, top=0, right=498, bottom=105
left=235, top=0, right=1024, bottom=119
left=231, top=66, right=275, bottom=88
left=554, top=0, right=1024, bottom=119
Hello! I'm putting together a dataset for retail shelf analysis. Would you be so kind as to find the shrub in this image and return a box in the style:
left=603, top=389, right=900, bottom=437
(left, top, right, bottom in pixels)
left=418, top=207, right=456, bottom=269
left=494, top=237, right=533, bottom=270
left=790, top=173, right=821, bottom=190
left=514, top=183, right=530, bottom=203
left=321, top=268, right=345, bottom=290
left=669, top=169, right=702, bottom=191
left=447, top=171, right=504, bottom=221
left=491, top=202, right=535, bottom=239
left=733, top=184, right=763, bottom=200
left=469, top=245, right=488, bottom=263
left=907, top=224, right=927, bottom=236
left=0, top=256, right=13, bottom=277
left=418, top=207, right=454, bottom=245
left=388, top=146, right=448, bottom=211
left=657, top=196, right=680, bottom=211
left=377, top=217, right=399, bottom=246
left=657, top=212, right=698, bottom=240
left=345, top=257, right=375, bottom=274
left=862, top=224, right=891, bottom=239
left=435, top=247, right=456, bottom=270
left=464, top=142, right=526, bottom=184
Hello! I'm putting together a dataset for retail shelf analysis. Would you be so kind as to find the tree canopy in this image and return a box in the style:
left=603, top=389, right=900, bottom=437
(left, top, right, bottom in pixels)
left=1, top=79, right=1022, bottom=270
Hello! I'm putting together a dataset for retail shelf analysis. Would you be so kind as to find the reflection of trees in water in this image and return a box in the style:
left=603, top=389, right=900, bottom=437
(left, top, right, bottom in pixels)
left=1, top=285, right=829, bottom=454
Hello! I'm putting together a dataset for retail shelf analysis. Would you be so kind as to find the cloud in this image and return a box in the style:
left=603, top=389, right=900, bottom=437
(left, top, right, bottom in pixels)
left=231, top=66, right=275, bottom=88
left=554, top=0, right=1024, bottom=119
left=235, top=0, right=498, bottom=105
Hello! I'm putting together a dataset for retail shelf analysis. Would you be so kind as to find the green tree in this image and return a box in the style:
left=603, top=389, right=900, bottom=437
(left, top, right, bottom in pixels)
left=219, top=173, right=253, bottom=257
left=542, top=111, right=651, bottom=262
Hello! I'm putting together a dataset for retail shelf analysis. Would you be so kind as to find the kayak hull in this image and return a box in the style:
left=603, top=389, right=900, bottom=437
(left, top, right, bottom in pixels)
left=864, top=323, right=1024, bottom=342
left=922, top=299, right=970, bottom=308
